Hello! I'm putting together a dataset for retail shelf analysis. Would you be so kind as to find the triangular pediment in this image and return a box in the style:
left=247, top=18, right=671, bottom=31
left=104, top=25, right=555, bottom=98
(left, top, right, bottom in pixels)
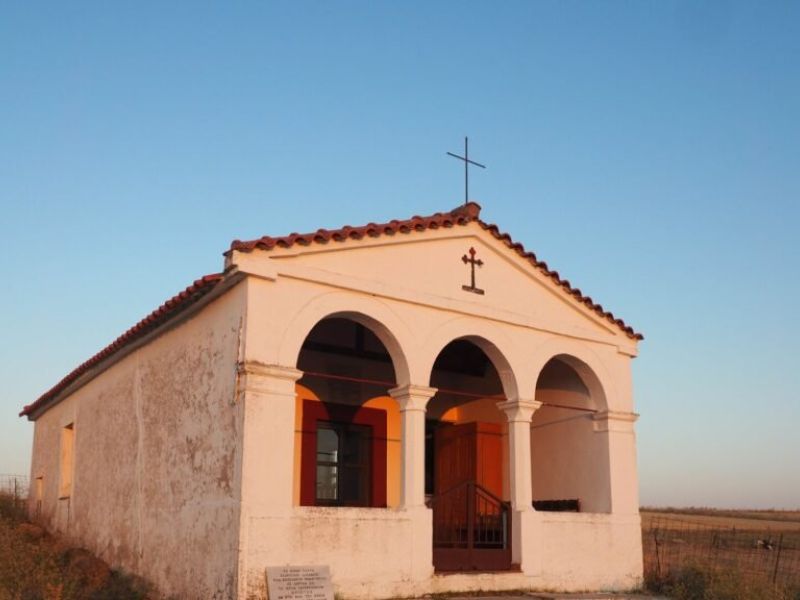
left=227, top=205, right=641, bottom=345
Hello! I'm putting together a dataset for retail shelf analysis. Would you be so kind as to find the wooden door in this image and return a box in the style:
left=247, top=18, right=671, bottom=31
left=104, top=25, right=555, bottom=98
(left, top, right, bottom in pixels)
left=434, top=421, right=503, bottom=496
left=432, top=421, right=511, bottom=572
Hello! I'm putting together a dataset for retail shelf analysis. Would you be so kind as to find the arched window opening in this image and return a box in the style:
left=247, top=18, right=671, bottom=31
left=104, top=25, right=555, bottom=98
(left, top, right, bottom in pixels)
left=294, top=318, right=400, bottom=509
left=531, top=356, right=611, bottom=514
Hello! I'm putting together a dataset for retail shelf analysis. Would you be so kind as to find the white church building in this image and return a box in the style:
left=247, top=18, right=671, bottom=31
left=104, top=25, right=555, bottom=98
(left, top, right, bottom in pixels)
left=23, top=202, right=644, bottom=599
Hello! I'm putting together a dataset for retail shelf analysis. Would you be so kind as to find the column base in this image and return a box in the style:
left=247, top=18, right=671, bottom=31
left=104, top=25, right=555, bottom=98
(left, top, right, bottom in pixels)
left=403, top=505, right=435, bottom=580
left=512, top=508, right=542, bottom=576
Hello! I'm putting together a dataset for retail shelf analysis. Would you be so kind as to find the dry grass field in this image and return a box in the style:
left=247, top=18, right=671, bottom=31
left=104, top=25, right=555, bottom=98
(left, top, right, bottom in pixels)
left=642, top=508, right=800, bottom=600
left=643, top=508, right=800, bottom=527
left=0, top=492, right=152, bottom=600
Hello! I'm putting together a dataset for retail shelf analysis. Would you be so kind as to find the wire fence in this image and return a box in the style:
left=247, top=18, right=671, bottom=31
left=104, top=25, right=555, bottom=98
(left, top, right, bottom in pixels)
left=643, top=514, right=800, bottom=591
left=0, top=474, right=29, bottom=509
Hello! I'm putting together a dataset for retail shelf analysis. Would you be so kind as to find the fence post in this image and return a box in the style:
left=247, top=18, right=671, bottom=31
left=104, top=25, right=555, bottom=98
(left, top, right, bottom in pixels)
left=772, top=533, right=784, bottom=586
left=653, top=528, right=662, bottom=579
left=707, top=531, right=717, bottom=570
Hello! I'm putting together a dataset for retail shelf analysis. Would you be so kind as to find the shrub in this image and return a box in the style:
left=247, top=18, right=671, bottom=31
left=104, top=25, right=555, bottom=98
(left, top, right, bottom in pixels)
left=647, top=563, right=798, bottom=600
left=0, top=492, right=27, bottom=523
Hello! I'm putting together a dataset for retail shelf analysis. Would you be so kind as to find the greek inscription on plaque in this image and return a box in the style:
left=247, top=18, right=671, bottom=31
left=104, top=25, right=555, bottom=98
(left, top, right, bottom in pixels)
left=266, top=565, right=333, bottom=600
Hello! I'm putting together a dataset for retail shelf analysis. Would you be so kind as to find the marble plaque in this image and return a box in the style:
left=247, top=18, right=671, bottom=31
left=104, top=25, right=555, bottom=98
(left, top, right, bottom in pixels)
left=266, top=565, right=334, bottom=600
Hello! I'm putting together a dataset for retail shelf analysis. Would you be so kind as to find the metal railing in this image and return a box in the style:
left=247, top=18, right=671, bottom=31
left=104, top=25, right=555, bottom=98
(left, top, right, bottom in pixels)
left=431, top=480, right=509, bottom=550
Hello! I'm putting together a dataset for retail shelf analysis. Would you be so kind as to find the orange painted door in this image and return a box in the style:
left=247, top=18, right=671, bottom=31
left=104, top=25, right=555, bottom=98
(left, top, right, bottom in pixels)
left=435, top=422, right=503, bottom=498
left=435, top=422, right=475, bottom=494
left=474, top=422, right=503, bottom=498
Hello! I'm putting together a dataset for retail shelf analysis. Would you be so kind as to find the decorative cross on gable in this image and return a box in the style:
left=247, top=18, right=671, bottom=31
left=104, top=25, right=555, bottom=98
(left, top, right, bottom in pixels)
left=461, top=247, right=484, bottom=295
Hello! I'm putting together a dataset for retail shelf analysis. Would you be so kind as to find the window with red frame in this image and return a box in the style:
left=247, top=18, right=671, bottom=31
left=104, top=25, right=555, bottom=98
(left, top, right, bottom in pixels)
left=300, top=399, right=387, bottom=508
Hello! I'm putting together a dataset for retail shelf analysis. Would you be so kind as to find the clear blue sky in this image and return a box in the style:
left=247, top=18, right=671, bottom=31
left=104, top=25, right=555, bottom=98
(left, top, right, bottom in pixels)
left=1, top=1, right=798, bottom=509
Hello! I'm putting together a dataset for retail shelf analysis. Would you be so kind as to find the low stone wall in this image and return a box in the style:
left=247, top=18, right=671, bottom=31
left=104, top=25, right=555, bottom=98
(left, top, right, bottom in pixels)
left=243, top=506, right=433, bottom=599
left=243, top=508, right=642, bottom=599
left=537, top=512, right=643, bottom=591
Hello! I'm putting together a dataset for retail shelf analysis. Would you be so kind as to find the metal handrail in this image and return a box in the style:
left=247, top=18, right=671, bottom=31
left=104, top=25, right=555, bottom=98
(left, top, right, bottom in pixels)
left=431, top=481, right=510, bottom=550
left=432, top=479, right=508, bottom=508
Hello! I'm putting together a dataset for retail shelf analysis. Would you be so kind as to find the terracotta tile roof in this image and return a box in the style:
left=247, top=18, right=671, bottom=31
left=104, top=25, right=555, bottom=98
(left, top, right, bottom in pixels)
left=229, top=202, right=644, bottom=341
left=20, top=273, right=225, bottom=419
left=228, top=203, right=481, bottom=253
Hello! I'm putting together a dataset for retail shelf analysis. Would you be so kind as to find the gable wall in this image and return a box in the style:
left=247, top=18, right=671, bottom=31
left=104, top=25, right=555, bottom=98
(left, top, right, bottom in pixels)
left=27, top=282, right=247, bottom=599
left=239, top=224, right=637, bottom=410
left=245, top=223, right=633, bottom=349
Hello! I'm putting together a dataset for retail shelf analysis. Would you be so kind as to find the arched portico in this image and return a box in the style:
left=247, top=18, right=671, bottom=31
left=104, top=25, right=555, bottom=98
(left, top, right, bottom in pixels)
left=424, top=337, right=512, bottom=571
left=239, top=287, right=639, bottom=584
left=293, top=316, right=405, bottom=508
left=409, top=331, right=544, bottom=572
left=531, top=354, right=612, bottom=513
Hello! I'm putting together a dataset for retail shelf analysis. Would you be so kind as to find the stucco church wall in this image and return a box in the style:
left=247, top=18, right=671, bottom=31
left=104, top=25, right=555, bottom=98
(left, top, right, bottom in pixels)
left=271, top=233, right=623, bottom=346
left=531, top=404, right=611, bottom=513
left=28, top=283, right=247, bottom=599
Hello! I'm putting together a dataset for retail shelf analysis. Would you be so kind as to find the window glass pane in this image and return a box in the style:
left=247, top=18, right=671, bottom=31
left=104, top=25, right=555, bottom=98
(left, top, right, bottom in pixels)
left=317, top=426, right=339, bottom=463
left=340, top=465, right=367, bottom=505
left=315, top=420, right=372, bottom=506
left=342, top=426, right=369, bottom=466
left=316, top=465, right=338, bottom=501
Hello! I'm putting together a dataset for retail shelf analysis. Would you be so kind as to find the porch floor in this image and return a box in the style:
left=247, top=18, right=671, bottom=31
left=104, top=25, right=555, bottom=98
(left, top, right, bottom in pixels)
left=421, top=595, right=666, bottom=600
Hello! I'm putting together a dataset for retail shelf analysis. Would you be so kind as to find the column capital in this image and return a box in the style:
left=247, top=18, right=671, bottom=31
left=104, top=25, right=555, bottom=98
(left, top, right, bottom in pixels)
left=592, top=410, right=639, bottom=432
left=236, top=361, right=303, bottom=398
left=496, top=398, right=542, bottom=423
left=388, top=384, right=438, bottom=412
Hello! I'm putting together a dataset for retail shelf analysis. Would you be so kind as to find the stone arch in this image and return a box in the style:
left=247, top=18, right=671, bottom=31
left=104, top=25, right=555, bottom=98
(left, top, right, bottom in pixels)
left=276, top=291, right=415, bottom=386
left=418, top=317, right=523, bottom=401
left=529, top=339, right=616, bottom=514
left=527, top=338, right=615, bottom=411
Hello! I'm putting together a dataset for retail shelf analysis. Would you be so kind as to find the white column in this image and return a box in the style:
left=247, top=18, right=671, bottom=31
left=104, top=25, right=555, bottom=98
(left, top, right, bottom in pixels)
left=497, top=398, right=541, bottom=511
left=592, top=410, right=640, bottom=514
left=497, top=398, right=541, bottom=569
left=388, top=384, right=437, bottom=509
left=237, top=362, right=303, bottom=514
left=388, top=384, right=437, bottom=581
left=235, top=362, right=302, bottom=600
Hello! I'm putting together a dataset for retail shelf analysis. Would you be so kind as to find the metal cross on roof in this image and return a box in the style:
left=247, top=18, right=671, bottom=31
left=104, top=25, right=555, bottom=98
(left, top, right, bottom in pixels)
left=447, top=136, right=486, bottom=206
